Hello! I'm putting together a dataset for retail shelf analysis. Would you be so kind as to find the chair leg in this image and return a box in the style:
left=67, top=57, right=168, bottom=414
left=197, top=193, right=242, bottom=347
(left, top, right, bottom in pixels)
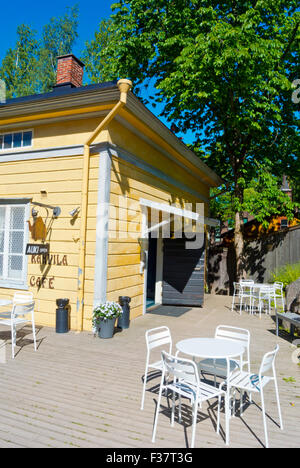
left=10, top=322, right=16, bottom=359
left=191, top=400, right=198, bottom=448
left=216, top=394, right=221, bottom=433
left=231, top=294, right=235, bottom=312
left=273, top=376, right=283, bottom=430
left=171, top=391, right=175, bottom=426
left=141, top=362, right=149, bottom=410
left=31, top=314, right=37, bottom=352
left=260, top=387, right=269, bottom=448
left=225, top=388, right=230, bottom=445
left=240, top=391, right=244, bottom=416
left=152, top=376, right=164, bottom=443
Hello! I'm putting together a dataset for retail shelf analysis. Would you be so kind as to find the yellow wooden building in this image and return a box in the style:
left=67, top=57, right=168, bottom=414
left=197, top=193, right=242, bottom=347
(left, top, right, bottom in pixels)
left=0, top=55, right=222, bottom=331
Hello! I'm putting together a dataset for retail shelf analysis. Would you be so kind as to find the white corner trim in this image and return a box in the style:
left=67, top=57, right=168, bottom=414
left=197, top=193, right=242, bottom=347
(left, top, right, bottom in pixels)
left=93, top=148, right=112, bottom=307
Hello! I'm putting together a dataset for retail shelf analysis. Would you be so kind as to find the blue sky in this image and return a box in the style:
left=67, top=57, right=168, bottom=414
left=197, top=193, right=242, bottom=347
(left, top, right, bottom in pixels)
left=0, top=0, right=195, bottom=144
left=0, top=1, right=113, bottom=61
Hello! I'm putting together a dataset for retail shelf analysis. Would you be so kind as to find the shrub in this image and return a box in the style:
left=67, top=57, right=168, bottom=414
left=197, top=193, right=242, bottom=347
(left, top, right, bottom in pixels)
left=271, top=263, right=300, bottom=290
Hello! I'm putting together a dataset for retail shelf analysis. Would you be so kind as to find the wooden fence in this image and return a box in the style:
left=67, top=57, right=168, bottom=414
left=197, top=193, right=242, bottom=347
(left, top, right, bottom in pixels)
left=208, top=224, right=300, bottom=294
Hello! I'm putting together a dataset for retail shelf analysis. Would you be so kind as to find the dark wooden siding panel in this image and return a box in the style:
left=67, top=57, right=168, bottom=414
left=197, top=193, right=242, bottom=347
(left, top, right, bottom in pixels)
left=162, top=237, right=205, bottom=306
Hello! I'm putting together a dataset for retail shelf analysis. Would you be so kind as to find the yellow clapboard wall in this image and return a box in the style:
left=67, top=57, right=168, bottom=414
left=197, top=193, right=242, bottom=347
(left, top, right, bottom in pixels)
left=0, top=112, right=210, bottom=331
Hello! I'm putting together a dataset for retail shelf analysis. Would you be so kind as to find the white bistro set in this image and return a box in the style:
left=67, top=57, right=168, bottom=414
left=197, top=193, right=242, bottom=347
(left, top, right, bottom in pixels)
left=231, top=279, right=284, bottom=316
left=141, top=325, right=283, bottom=448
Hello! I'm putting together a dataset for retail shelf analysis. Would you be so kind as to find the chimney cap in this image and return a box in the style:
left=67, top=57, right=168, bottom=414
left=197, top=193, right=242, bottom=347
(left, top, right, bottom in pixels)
left=56, top=54, right=85, bottom=68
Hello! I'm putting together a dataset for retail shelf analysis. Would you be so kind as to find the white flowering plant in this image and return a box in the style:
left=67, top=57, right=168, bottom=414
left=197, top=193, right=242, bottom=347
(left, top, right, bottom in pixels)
left=92, top=301, right=123, bottom=327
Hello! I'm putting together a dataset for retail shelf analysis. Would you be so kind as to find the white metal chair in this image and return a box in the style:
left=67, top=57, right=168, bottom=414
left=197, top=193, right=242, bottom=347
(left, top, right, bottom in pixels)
left=251, top=285, right=275, bottom=318
left=0, top=292, right=36, bottom=359
left=229, top=344, right=283, bottom=448
left=141, top=326, right=172, bottom=410
left=239, top=280, right=254, bottom=314
left=152, top=351, right=225, bottom=448
left=231, top=282, right=241, bottom=312
left=198, top=325, right=250, bottom=384
left=274, top=282, right=285, bottom=311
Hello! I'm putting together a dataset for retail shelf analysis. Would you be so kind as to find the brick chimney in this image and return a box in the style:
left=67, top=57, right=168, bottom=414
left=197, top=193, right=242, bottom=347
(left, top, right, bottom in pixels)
left=281, top=174, right=293, bottom=201
left=55, top=54, right=85, bottom=89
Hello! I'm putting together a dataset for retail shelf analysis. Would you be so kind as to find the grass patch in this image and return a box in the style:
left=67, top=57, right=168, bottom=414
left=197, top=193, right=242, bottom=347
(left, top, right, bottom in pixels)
left=271, top=262, right=300, bottom=290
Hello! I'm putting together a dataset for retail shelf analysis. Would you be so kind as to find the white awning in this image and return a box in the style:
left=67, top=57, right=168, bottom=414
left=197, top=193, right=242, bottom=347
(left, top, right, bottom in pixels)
left=140, top=198, right=219, bottom=228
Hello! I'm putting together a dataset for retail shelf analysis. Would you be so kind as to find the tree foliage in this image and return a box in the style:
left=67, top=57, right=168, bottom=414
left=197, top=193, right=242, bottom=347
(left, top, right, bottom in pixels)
left=0, top=5, right=79, bottom=97
left=211, top=165, right=298, bottom=228
left=86, top=0, right=300, bottom=276
left=82, top=19, right=118, bottom=84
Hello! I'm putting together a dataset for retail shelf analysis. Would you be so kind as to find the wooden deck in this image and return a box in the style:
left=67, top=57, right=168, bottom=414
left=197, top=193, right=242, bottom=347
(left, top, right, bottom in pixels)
left=0, top=294, right=299, bottom=448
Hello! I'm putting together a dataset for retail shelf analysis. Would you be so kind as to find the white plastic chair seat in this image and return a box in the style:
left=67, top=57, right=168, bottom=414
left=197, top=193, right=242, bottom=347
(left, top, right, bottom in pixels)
left=0, top=316, right=29, bottom=326
left=229, top=371, right=272, bottom=393
left=168, top=379, right=224, bottom=403
left=198, top=358, right=240, bottom=378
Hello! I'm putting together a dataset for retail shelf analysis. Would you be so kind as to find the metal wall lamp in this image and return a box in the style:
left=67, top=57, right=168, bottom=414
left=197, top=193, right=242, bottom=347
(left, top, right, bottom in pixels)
left=31, top=201, right=61, bottom=218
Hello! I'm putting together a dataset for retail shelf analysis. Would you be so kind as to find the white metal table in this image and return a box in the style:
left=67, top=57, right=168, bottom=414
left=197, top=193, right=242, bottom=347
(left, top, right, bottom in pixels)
left=176, top=337, right=244, bottom=446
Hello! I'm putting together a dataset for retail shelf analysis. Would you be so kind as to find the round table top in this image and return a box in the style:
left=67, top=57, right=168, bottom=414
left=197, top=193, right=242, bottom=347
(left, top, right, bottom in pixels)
left=176, top=338, right=244, bottom=359
left=0, top=299, right=12, bottom=306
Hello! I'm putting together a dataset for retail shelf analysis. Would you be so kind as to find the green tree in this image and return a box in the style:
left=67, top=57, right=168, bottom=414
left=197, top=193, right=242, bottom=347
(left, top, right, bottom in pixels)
left=0, top=5, right=79, bottom=97
left=211, top=165, right=298, bottom=229
left=82, top=18, right=118, bottom=84
left=0, top=25, right=39, bottom=98
left=38, top=5, right=79, bottom=93
left=90, top=0, right=300, bottom=278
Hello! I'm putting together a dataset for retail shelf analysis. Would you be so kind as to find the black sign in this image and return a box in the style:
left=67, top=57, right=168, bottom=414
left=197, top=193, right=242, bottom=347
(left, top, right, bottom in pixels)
left=25, top=244, right=50, bottom=255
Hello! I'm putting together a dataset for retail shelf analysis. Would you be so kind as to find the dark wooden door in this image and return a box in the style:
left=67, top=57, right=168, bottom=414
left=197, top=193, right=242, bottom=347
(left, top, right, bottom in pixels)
left=162, top=236, right=205, bottom=306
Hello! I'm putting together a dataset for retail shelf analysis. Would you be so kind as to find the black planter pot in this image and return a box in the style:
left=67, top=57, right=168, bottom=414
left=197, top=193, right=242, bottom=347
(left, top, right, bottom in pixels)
left=117, top=296, right=131, bottom=329
left=56, top=298, right=69, bottom=333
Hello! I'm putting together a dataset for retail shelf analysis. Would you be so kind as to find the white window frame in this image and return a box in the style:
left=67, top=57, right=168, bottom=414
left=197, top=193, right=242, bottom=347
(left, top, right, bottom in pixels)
left=0, top=129, right=33, bottom=153
left=0, top=200, right=30, bottom=290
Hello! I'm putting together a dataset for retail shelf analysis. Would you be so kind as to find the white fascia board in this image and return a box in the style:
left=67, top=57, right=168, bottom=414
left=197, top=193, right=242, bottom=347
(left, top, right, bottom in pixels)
left=140, top=198, right=200, bottom=221
left=140, top=198, right=219, bottom=228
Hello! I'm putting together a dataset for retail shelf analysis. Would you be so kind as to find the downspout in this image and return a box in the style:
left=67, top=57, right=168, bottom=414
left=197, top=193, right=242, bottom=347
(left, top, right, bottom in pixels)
left=76, top=79, right=132, bottom=332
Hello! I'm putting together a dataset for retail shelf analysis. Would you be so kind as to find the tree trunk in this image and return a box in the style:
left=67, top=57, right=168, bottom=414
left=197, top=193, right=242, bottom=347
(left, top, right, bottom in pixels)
left=234, top=210, right=245, bottom=281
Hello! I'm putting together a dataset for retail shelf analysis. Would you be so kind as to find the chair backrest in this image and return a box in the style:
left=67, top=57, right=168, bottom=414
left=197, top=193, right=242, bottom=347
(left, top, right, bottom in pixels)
left=274, top=282, right=283, bottom=293
left=259, top=285, right=275, bottom=296
left=12, top=292, right=34, bottom=317
left=215, top=325, right=250, bottom=361
left=161, top=351, right=199, bottom=387
left=145, top=326, right=172, bottom=354
left=259, top=345, right=279, bottom=376
left=13, top=292, right=34, bottom=304
left=239, top=280, right=254, bottom=294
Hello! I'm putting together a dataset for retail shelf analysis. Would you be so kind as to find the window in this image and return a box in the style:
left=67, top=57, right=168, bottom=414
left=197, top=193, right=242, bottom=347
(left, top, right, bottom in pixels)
left=0, top=130, right=32, bottom=151
left=280, top=218, right=288, bottom=229
left=0, top=202, right=29, bottom=288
